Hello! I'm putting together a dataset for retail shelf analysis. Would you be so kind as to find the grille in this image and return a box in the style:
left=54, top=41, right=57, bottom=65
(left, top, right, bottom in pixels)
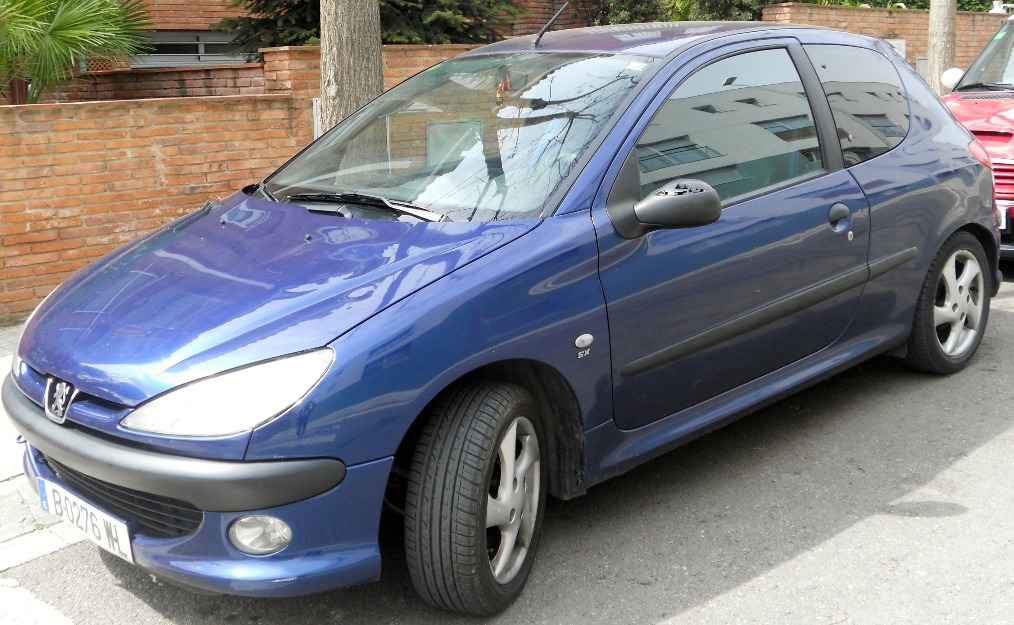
left=43, top=455, right=203, bottom=538
left=960, top=93, right=1014, bottom=100
left=993, top=161, right=1014, bottom=201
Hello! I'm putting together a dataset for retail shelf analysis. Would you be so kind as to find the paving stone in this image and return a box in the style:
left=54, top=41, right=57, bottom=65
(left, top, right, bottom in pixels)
left=0, top=325, right=19, bottom=358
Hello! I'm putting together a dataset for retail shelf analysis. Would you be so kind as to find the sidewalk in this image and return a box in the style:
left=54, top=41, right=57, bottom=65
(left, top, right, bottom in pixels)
left=1, top=323, right=26, bottom=480
left=0, top=324, right=89, bottom=625
left=0, top=324, right=83, bottom=574
left=1, top=324, right=25, bottom=480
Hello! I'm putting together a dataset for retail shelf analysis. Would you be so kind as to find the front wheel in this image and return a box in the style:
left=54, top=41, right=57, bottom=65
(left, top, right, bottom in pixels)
left=404, top=382, right=546, bottom=615
left=905, top=231, right=991, bottom=374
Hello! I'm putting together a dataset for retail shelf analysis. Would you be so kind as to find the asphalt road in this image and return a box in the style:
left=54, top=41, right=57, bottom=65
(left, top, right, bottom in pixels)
left=2, top=268, right=1013, bottom=625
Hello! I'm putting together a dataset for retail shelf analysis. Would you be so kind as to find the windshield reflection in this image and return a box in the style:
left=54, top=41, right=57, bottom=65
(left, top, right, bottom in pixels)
left=265, top=52, right=655, bottom=222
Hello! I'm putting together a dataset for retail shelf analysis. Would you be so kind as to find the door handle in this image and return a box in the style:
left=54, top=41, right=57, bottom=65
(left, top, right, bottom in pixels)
left=828, top=203, right=852, bottom=233
left=828, top=203, right=850, bottom=224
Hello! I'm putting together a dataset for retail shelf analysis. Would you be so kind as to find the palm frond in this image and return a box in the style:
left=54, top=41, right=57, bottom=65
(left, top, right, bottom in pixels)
left=3, top=0, right=152, bottom=103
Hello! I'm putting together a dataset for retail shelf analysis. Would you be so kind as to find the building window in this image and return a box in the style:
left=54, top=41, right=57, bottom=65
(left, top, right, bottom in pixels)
left=637, top=136, right=721, bottom=172
left=754, top=115, right=818, bottom=142
left=855, top=114, right=907, bottom=137
left=693, top=103, right=733, bottom=114
left=736, top=97, right=775, bottom=107
left=130, top=32, right=244, bottom=68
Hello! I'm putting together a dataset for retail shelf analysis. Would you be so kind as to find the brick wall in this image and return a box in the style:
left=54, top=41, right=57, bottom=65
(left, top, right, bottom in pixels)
left=60, top=64, right=267, bottom=101
left=514, top=0, right=586, bottom=37
left=381, top=44, right=476, bottom=89
left=261, top=47, right=320, bottom=97
left=6, top=0, right=575, bottom=105
left=0, top=47, right=318, bottom=323
left=261, top=45, right=478, bottom=96
left=20, top=45, right=475, bottom=105
left=146, top=0, right=244, bottom=30
left=762, top=3, right=1007, bottom=69
left=0, top=44, right=483, bottom=322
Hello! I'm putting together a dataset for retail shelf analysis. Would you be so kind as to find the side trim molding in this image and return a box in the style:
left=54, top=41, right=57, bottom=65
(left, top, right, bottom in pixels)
left=621, top=247, right=918, bottom=378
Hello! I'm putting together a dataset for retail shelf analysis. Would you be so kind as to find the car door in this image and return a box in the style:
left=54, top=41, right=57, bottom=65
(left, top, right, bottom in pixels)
left=596, top=42, right=871, bottom=430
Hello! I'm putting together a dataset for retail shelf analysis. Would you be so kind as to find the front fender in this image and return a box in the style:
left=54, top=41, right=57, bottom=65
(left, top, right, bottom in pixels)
left=246, top=211, right=612, bottom=467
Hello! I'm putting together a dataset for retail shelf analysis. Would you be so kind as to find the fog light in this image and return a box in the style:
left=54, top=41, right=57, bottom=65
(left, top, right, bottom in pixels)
left=228, top=516, right=292, bottom=555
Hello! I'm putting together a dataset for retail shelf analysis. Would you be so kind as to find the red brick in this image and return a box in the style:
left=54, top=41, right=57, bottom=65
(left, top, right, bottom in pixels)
left=5, top=252, right=60, bottom=268
left=3, top=231, right=58, bottom=246
left=4, top=274, right=63, bottom=291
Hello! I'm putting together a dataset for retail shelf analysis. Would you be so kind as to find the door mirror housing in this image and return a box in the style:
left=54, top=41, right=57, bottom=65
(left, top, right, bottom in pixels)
left=941, top=67, right=964, bottom=90
left=633, top=179, right=721, bottom=230
left=606, top=149, right=723, bottom=239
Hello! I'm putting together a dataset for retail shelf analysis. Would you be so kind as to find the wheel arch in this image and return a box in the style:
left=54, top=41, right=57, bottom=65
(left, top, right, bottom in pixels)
left=394, top=359, right=586, bottom=501
left=959, top=222, right=1001, bottom=295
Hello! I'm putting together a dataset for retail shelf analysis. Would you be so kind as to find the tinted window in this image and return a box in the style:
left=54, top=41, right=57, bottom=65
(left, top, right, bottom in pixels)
left=635, top=48, right=823, bottom=201
left=804, top=44, right=909, bottom=166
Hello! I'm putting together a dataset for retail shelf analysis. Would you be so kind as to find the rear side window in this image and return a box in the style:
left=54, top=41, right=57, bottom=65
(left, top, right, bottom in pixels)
left=804, top=44, right=909, bottom=166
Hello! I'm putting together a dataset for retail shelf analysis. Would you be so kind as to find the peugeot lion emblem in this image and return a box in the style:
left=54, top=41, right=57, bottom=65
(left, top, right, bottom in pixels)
left=44, top=378, right=78, bottom=424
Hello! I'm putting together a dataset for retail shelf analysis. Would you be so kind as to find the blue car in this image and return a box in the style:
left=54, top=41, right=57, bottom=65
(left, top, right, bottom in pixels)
left=3, top=22, right=1001, bottom=615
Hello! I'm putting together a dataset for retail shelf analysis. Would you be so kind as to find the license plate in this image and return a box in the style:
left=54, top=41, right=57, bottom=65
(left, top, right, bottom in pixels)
left=37, top=478, right=134, bottom=563
left=1000, top=204, right=1009, bottom=231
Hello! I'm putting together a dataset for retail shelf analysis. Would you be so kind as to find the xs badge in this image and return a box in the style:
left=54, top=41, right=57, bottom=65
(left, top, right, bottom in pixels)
left=44, top=378, right=78, bottom=424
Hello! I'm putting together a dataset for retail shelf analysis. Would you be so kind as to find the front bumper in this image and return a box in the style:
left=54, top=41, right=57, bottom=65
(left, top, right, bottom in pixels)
left=4, top=374, right=390, bottom=597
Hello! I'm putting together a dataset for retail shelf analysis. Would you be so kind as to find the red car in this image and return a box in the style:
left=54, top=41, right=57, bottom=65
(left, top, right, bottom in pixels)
left=943, top=15, right=1014, bottom=257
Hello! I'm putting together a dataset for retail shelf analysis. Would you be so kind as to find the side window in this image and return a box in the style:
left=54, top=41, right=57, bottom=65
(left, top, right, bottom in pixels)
left=804, top=44, right=909, bottom=166
left=635, top=48, right=823, bottom=201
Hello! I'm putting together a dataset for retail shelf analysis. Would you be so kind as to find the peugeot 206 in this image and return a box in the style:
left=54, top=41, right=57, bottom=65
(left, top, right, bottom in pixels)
left=3, top=21, right=1001, bottom=615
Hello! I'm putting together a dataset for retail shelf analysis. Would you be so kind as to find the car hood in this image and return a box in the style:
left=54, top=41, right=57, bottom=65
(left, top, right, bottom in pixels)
left=22, top=192, right=538, bottom=406
left=943, top=92, right=1014, bottom=159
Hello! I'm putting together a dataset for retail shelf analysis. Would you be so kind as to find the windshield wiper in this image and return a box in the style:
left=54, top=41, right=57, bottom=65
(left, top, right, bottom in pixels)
left=954, top=81, right=1014, bottom=92
left=285, top=192, right=448, bottom=222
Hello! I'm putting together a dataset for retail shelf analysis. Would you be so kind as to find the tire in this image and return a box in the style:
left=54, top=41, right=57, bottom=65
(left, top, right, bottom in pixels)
left=404, top=382, right=546, bottom=615
left=905, top=231, right=991, bottom=374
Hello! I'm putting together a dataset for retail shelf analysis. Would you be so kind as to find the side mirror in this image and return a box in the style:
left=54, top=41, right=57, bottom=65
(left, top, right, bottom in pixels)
left=941, top=67, right=964, bottom=90
left=633, top=179, right=721, bottom=229
left=605, top=148, right=723, bottom=238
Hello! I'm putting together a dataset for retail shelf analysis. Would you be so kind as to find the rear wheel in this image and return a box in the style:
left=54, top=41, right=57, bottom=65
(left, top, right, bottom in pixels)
left=905, top=231, right=990, bottom=374
left=404, top=382, right=546, bottom=615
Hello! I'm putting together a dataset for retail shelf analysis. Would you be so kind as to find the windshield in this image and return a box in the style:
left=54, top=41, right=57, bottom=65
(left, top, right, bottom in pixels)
left=954, top=21, right=1014, bottom=90
left=264, top=52, right=655, bottom=221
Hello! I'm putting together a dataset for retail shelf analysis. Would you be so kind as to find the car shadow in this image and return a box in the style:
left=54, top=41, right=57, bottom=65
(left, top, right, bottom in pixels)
left=16, top=271, right=1014, bottom=625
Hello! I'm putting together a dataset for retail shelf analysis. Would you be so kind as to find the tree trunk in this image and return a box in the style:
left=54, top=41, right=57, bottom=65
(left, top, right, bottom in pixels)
left=319, top=0, right=385, bottom=132
left=927, top=0, right=957, bottom=96
left=8, top=78, right=29, bottom=105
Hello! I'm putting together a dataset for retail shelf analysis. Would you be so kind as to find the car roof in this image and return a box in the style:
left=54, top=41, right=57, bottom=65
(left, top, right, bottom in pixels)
left=466, top=21, right=831, bottom=59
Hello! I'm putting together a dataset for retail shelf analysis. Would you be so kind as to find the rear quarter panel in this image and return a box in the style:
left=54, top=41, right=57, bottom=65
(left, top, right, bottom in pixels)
left=839, top=37, right=997, bottom=342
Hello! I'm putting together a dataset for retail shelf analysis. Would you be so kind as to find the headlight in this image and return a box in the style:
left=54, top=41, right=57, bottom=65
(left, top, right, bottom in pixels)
left=120, top=349, right=334, bottom=437
left=11, top=327, right=24, bottom=377
left=11, top=293, right=51, bottom=377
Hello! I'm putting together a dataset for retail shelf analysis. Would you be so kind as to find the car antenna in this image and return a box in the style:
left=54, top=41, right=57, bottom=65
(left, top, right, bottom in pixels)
left=533, top=2, right=569, bottom=48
